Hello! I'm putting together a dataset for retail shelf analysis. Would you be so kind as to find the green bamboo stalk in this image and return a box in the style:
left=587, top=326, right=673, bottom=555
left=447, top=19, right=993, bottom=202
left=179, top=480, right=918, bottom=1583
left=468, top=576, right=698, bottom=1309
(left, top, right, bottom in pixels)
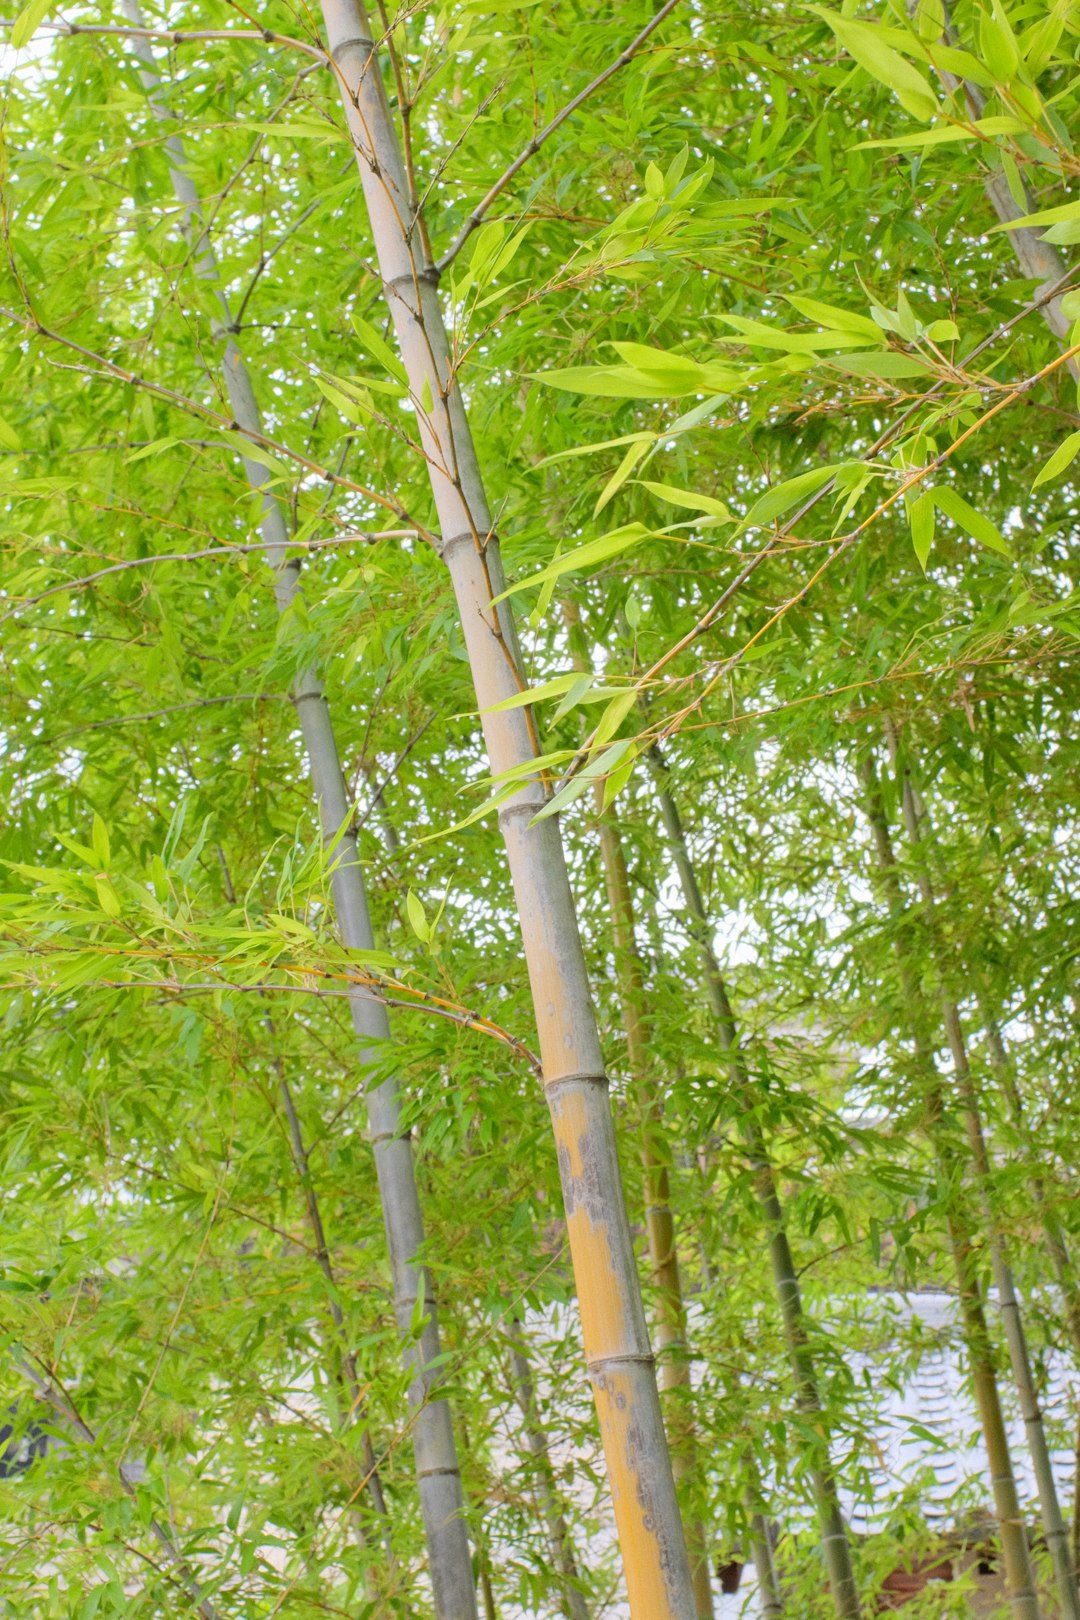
left=977, top=999, right=1080, bottom=1370
left=507, top=1320, right=591, bottom=1620
left=645, top=746, right=859, bottom=1620
left=893, top=758, right=1076, bottom=1620
left=318, top=3, right=696, bottom=1611
left=121, top=13, right=476, bottom=1612
left=859, top=753, right=1042, bottom=1620
left=931, top=0, right=1076, bottom=354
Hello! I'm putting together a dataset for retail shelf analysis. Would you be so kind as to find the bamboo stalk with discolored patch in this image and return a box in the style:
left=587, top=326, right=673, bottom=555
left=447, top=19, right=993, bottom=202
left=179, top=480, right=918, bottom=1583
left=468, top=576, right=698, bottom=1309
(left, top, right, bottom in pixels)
left=318, top=2, right=696, bottom=1611
left=564, top=610, right=713, bottom=1617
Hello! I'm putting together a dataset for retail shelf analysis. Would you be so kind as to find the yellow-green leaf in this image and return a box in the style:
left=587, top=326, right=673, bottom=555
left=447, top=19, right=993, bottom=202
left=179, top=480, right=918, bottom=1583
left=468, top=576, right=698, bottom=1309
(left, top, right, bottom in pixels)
left=814, top=8, right=939, bottom=120
left=908, top=490, right=935, bottom=571
left=1032, top=429, right=1080, bottom=488
left=639, top=481, right=733, bottom=520
left=746, top=465, right=841, bottom=527
left=11, top=0, right=52, bottom=49
left=494, top=525, right=652, bottom=599
left=933, top=487, right=1012, bottom=556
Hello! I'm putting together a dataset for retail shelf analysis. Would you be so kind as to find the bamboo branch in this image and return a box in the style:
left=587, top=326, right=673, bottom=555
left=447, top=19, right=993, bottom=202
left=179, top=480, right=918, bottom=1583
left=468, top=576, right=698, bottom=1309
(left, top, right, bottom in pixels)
left=0, top=304, right=423, bottom=529
left=1, top=531, right=416, bottom=625
left=0, top=17, right=327, bottom=61
left=6, top=1347, right=220, bottom=1620
left=435, top=0, right=683, bottom=270
left=556, top=317, right=1080, bottom=783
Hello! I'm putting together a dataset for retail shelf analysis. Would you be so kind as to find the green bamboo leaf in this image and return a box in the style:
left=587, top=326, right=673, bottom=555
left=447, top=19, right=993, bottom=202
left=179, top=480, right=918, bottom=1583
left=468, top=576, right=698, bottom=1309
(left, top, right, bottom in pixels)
left=591, top=689, right=637, bottom=748
left=718, top=314, right=875, bottom=354
left=10, top=0, right=52, bottom=48
left=125, top=437, right=179, bottom=463
left=1032, top=430, right=1080, bottom=488
left=91, top=813, right=110, bottom=871
left=493, top=524, right=652, bottom=599
left=406, top=890, right=429, bottom=942
left=0, top=412, right=22, bottom=452
left=813, top=8, right=939, bottom=119
left=783, top=297, right=881, bottom=338
left=595, top=439, right=650, bottom=516
left=221, top=431, right=291, bottom=478
left=486, top=674, right=582, bottom=712
left=933, top=487, right=1013, bottom=556
left=831, top=352, right=935, bottom=379
left=349, top=313, right=408, bottom=384
left=989, top=199, right=1080, bottom=233
left=855, top=116, right=1026, bottom=150
left=978, top=4, right=1019, bottom=81
left=93, top=877, right=121, bottom=919
left=551, top=673, right=598, bottom=723
left=746, top=465, right=842, bottom=527
left=639, top=481, right=733, bottom=520
left=908, top=490, right=935, bottom=571
left=536, top=432, right=654, bottom=467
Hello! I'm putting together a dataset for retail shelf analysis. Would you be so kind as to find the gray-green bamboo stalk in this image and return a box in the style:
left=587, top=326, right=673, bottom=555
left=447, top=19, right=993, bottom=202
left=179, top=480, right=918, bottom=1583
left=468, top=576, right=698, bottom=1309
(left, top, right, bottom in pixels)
left=319, top=3, right=696, bottom=1611
left=859, top=753, right=1041, bottom=1620
left=933, top=0, right=1076, bottom=356
left=978, top=999, right=1080, bottom=1369
left=749, top=1506, right=785, bottom=1619
left=645, top=746, right=859, bottom=1620
left=122, top=14, right=476, bottom=1614
left=508, top=1320, right=591, bottom=1620
left=894, top=759, right=1076, bottom=1620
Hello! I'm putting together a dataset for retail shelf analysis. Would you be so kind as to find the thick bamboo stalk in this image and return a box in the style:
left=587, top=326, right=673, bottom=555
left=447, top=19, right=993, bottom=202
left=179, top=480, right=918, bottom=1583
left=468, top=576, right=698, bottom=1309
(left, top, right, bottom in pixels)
left=122, top=16, right=476, bottom=1614
left=895, top=766, right=1076, bottom=1620
left=319, top=4, right=696, bottom=1612
left=507, top=1320, right=591, bottom=1620
left=859, top=757, right=1042, bottom=1620
left=644, top=747, right=859, bottom=1619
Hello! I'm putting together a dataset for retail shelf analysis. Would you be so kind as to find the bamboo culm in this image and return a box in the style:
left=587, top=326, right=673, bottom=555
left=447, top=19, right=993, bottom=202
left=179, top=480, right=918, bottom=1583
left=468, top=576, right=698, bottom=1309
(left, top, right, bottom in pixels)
left=859, top=753, right=1042, bottom=1620
left=978, top=998, right=1080, bottom=1370
left=508, top=1320, right=591, bottom=1620
left=933, top=1, right=1076, bottom=357
left=645, top=746, right=861, bottom=1620
left=893, top=755, right=1077, bottom=1620
left=121, top=12, right=478, bottom=1613
left=319, top=3, right=696, bottom=1612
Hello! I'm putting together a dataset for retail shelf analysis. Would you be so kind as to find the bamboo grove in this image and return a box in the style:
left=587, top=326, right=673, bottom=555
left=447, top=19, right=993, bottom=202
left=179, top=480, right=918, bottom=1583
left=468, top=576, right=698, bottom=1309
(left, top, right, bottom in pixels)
left=1, top=0, right=1079, bottom=1614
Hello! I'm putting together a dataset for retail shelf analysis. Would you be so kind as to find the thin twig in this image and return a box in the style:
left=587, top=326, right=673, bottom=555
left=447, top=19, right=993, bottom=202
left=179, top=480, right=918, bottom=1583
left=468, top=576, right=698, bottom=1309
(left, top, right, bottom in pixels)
left=0, top=302, right=426, bottom=532
left=0, top=17, right=327, bottom=61
left=1, top=530, right=417, bottom=624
